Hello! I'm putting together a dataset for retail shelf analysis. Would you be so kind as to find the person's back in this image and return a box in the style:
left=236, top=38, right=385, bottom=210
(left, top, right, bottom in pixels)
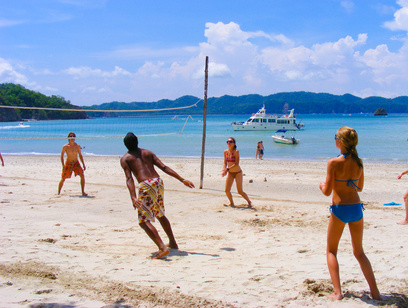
left=122, top=148, right=160, bottom=183
left=331, top=155, right=363, bottom=205
left=319, top=126, right=380, bottom=301
left=120, top=132, right=195, bottom=259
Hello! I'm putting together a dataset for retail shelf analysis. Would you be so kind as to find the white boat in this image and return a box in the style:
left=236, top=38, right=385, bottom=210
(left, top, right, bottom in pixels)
left=272, top=129, right=300, bottom=145
left=231, top=105, right=303, bottom=131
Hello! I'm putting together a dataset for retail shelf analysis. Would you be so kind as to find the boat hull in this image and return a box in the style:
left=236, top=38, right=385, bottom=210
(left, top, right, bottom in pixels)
left=272, top=135, right=299, bottom=144
left=232, top=123, right=299, bottom=131
left=231, top=106, right=303, bottom=131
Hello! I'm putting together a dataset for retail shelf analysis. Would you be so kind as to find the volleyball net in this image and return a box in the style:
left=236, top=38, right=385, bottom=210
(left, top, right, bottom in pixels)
left=0, top=100, right=200, bottom=141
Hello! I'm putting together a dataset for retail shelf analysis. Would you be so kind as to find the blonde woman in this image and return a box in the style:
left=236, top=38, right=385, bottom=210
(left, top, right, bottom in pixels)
left=222, top=137, right=252, bottom=207
left=319, top=127, right=381, bottom=301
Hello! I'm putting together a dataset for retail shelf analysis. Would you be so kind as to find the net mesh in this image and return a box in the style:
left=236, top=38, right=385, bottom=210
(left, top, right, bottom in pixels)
left=0, top=101, right=199, bottom=141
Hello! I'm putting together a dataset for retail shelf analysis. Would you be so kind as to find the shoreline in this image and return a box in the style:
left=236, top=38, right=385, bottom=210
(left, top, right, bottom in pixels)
left=2, top=153, right=408, bottom=165
left=1, top=155, right=407, bottom=307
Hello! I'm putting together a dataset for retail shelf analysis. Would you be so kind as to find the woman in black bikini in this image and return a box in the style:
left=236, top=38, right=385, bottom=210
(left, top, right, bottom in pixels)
left=222, top=137, right=252, bottom=207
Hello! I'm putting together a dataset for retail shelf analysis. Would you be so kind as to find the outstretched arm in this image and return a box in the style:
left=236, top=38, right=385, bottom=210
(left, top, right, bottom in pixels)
left=398, top=168, right=408, bottom=179
left=153, top=154, right=195, bottom=188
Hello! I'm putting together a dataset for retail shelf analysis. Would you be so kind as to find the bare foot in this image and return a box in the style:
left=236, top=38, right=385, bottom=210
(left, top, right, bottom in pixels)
left=372, top=293, right=382, bottom=301
left=82, top=192, right=88, bottom=196
left=224, top=204, right=234, bottom=207
left=329, top=292, right=343, bottom=300
left=248, top=202, right=253, bottom=208
left=153, top=249, right=169, bottom=259
left=397, top=220, right=408, bottom=225
left=168, top=242, right=178, bottom=249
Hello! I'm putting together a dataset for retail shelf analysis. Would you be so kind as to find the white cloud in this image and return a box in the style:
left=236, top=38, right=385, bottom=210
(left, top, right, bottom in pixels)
left=384, top=0, right=408, bottom=31
left=341, top=1, right=355, bottom=13
left=63, top=66, right=131, bottom=78
left=0, top=18, right=26, bottom=27
left=0, top=57, right=29, bottom=84
left=259, top=34, right=367, bottom=82
left=193, top=62, right=231, bottom=79
left=110, top=46, right=199, bottom=60
left=357, top=42, right=408, bottom=86
left=5, top=15, right=408, bottom=105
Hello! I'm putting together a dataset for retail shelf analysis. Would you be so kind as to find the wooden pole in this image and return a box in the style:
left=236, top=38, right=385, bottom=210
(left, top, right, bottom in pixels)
left=199, top=56, right=208, bottom=189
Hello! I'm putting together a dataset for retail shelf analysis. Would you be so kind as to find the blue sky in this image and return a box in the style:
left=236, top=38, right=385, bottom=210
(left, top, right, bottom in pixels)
left=1, top=0, right=408, bottom=106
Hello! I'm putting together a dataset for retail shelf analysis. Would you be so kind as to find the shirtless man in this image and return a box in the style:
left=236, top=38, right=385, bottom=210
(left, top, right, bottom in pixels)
left=58, top=132, right=87, bottom=196
left=120, top=132, right=194, bottom=259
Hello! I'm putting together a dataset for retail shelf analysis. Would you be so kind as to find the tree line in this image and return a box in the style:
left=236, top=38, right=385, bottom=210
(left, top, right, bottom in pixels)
left=0, top=83, right=87, bottom=121
left=1, top=82, right=408, bottom=121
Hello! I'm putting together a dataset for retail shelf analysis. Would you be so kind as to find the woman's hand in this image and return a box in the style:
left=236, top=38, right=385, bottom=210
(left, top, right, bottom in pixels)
left=319, top=182, right=325, bottom=191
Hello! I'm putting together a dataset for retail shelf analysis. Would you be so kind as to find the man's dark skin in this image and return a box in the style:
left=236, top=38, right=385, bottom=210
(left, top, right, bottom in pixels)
left=120, top=133, right=194, bottom=259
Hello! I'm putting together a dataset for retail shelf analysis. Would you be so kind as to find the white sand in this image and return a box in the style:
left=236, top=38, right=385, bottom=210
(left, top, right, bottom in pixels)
left=0, top=155, right=407, bottom=307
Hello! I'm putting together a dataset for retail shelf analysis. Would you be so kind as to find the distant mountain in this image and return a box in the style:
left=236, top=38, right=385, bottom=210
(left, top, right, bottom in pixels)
left=87, top=91, right=408, bottom=116
left=0, top=83, right=88, bottom=121
left=2, top=83, right=408, bottom=121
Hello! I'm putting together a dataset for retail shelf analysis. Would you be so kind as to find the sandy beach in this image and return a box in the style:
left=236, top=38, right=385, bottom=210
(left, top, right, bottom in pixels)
left=0, top=155, right=407, bottom=307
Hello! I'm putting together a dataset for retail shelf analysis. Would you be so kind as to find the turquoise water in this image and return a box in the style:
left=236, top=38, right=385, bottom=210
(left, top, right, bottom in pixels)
left=1, top=113, right=408, bottom=162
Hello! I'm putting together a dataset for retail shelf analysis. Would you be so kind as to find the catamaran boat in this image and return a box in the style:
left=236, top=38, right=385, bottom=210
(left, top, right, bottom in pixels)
left=231, top=105, right=303, bottom=131
left=272, top=129, right=300, bottom=145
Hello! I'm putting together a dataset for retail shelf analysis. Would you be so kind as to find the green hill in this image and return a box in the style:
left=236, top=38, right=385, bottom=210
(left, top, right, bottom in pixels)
left=88, top=91, right=408, bottom=116
left=0, top=83, right=88, bottom=121
left=2, top=83, right=408, bottom=121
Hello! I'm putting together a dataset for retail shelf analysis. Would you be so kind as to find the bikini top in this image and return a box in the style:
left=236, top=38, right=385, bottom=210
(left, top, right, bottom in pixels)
left=226, top=152, right=236, bottom=163
left=335, top=178, right=361, bottom=191
left=335, top=153, right=361, bottom=191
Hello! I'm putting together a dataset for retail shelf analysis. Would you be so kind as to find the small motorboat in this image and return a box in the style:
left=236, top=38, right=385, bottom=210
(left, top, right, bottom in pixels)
left=272, top=129, right=300, bottom=145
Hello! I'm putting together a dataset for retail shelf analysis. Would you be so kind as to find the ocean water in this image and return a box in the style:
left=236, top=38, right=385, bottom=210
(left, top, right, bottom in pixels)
left=1, top=113, right=408, bottom=163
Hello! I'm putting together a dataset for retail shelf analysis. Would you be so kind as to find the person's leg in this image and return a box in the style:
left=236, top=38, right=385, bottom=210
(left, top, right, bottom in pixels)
left=225, top=173, right=235, bottom=206
left=349, top=219, right=381, bottom=300
left=158, top=216, right=178, bottom=249
left=139, top=221, right=169, bottom=258
left=397, top=190, right=408, bottom=224
left=79, top=173, right=87, bottom=196
left=235, top=172, right=252, bottom=206
left=326, top=214, right=346, bottom=300
left=58, top=178, right=65, bottom=195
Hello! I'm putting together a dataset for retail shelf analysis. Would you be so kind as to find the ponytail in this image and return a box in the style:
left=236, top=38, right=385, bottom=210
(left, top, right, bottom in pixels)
left=337, top=127, right=363, bottom=169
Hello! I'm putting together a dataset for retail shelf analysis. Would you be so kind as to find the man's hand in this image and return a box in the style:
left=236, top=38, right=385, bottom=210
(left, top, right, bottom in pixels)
left=181, top=179, right=195, bottom=188
left=132, top=197, right=143, bottom=210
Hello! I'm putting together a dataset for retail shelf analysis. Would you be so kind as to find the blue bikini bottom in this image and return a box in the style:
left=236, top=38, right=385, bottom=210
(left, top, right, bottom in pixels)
left=330, top=203, right=364, bottom=223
